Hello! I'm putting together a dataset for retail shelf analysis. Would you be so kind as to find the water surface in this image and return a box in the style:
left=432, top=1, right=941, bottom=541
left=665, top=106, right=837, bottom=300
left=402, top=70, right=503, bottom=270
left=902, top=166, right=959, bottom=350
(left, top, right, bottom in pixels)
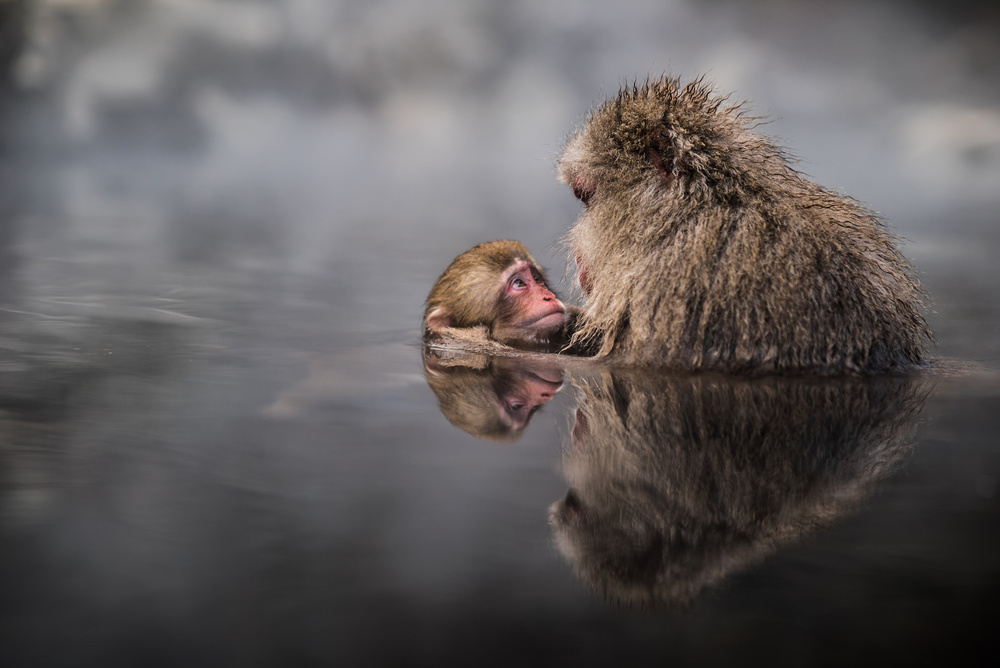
left=1, top=240, right=999, bottom=666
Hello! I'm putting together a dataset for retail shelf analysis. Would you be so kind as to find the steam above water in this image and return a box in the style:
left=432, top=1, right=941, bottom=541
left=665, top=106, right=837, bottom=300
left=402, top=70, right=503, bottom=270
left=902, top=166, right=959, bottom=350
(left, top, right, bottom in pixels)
left=6, top=2, right=1000, bottom=272
left=0, top=0, right=997, bottom=347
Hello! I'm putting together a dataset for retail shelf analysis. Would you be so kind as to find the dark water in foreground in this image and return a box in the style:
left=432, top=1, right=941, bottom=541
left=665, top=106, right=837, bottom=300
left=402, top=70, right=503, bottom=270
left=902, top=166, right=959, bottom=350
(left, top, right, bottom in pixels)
left=1, top=244, right=999, bottom=667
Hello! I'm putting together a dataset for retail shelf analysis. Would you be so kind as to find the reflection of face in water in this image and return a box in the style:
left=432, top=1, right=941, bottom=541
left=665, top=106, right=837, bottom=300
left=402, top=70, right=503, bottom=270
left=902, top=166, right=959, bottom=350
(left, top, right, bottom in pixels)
left=495, top=365, right=563, bottom=431
left=422, top=348, right=563, bottom=441
left=550, top=372, right=928, bottom=606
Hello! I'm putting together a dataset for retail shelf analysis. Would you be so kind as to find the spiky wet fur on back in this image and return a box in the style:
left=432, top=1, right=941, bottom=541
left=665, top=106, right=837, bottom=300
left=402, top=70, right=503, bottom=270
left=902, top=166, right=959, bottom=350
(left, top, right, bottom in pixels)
left=558, top=76, right=931, bottom=374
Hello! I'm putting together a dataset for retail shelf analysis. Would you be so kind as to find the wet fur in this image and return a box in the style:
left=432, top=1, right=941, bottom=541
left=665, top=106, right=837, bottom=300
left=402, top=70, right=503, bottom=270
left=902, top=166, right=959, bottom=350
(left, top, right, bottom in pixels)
left=424, top=239, right=581, bottom=351
left=425, top=240, right=535, bottom=339
left=558, top=76, right=931, bottom=374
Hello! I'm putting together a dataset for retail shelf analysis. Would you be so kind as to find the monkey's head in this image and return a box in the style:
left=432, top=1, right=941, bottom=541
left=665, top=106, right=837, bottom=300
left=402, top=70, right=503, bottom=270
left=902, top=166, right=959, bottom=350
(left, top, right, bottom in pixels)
left=558, top=76, right=773, bottom=202
left=424, top=240, right=567, bottom=347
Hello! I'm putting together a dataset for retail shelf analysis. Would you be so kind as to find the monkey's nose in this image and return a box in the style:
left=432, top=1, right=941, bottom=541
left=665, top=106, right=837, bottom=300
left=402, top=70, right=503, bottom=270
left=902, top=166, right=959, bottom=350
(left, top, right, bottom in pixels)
left=561, top=489, right=584, bottom=521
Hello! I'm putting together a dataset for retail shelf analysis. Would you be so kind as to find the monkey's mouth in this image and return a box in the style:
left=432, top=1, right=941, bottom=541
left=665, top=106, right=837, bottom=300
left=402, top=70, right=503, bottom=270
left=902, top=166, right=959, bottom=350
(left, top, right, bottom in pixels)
left=528, top=311, right=566, bottom=329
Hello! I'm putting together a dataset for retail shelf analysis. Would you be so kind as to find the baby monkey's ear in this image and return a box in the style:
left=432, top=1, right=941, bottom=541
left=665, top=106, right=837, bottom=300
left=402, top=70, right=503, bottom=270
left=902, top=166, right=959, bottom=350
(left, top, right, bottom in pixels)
left=425, top=307, right=453, bottom=334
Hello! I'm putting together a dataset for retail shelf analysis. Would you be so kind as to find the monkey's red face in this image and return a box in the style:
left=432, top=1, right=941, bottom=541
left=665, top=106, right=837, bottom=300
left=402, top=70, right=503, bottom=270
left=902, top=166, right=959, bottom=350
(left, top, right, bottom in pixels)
left=497, top=259, right=566, bottom=340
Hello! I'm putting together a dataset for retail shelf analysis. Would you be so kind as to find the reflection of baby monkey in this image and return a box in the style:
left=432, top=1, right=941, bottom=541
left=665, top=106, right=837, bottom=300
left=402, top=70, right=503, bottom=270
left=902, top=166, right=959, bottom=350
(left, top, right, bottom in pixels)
left=422, top=347, right=564, bottom=442
left=550, top=371, right=927, bottom=606
left=423, top=240, right=581, bottom=353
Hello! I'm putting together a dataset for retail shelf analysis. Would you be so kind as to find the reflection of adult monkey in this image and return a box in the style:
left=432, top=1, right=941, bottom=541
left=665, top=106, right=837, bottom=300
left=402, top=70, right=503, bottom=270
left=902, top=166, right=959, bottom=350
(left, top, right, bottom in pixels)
left=550, top=371, right=927, bottom=606
left=422, top=348, right=564, bottom=442
left=559, top=76, right=931, bottom=373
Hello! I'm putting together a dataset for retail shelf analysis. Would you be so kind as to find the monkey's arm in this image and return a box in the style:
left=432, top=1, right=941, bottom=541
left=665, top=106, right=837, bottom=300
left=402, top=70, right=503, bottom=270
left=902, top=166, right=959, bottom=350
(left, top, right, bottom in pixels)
left=428, top=325, right=511, bottom=354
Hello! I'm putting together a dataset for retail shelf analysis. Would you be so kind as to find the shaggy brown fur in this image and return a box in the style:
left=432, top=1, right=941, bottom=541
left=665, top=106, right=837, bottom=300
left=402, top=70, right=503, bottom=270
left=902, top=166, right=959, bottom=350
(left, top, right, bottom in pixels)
left=424, top=240, right=578, bottom=350
left=557, top=76, right=931, bottom=374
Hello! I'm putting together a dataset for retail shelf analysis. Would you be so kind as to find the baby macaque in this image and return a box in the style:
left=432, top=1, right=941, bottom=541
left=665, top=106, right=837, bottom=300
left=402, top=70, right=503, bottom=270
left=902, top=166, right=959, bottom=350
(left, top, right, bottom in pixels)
left=424, top=240, right=578, bottom=352
left=557, top=75, right=932, bottom=374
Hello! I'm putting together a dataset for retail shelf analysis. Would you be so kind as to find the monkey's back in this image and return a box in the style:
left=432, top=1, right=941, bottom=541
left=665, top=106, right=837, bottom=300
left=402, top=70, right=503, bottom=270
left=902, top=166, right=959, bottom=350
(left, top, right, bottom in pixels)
left=627, top=186, right=929, bottom=374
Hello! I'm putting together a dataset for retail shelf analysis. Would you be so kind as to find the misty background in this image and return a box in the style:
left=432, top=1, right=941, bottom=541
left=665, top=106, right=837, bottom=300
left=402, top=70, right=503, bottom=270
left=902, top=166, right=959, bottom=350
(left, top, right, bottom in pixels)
left=2, top=2, right=1000, bottom=665
left=0, top=0, right=998, bottom=357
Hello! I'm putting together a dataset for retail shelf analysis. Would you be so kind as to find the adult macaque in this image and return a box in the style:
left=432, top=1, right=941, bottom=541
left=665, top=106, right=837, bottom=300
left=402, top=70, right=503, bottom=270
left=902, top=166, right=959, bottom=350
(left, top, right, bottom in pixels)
left=558, top=76, right=932, bottom=374
left=424, top=240, right=579, bottom=352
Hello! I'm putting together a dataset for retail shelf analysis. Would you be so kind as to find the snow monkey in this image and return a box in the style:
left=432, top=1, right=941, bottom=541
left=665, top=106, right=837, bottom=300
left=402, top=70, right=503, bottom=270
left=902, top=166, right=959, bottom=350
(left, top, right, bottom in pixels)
left=424, top=240, right=578, bottom=352
left=558, top=76, right=931, bottom=374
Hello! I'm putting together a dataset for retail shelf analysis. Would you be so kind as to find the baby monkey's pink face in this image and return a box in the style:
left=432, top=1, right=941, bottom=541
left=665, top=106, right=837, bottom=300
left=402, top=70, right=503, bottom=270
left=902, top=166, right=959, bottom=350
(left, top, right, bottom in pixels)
left=495, top=259, right=566, bottom=341
left=424, top=240, right=572, bottom=352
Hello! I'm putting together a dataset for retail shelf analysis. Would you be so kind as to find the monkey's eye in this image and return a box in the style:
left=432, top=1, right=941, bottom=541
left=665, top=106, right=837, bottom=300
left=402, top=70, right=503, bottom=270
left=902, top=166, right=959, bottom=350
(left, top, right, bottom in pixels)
left=531, top=270, right=544, bottom=285
left=511, top=277, right=528, bottom=290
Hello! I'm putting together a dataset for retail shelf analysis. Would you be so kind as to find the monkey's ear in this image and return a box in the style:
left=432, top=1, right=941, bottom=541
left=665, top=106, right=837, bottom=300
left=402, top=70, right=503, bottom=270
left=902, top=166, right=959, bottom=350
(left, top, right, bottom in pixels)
left=422, top=352, right=448, bottom=376
left=425, top=307, right=453, bottom=334
left=646, top=132, right=676, bottom=186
